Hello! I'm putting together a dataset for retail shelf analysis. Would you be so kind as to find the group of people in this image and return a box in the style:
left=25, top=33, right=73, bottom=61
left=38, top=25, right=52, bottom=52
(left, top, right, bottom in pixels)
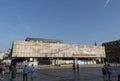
left=23, top=64, right=35, bottom=81
left=0, top=63, right=35, bottom=81
left=73, top=63, right=79, bottom=72
left=102, top=64, right=112, bottom=81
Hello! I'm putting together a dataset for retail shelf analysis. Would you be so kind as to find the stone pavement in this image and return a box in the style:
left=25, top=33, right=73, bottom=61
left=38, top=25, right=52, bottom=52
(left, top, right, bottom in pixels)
left=1, top=64, right=120, bottom=81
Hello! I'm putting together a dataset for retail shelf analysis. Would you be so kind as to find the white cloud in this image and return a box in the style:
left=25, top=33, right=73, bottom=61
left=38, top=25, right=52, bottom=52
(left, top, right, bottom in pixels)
left=17, top=15, right=30, bottom=30
left=104, top=0, right=110, bottom=8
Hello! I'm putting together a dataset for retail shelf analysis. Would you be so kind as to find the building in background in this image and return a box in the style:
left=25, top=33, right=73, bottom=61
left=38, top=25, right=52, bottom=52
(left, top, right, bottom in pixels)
left=0, top=49, right=11, bottom=65
left=11, top=37, right=105, bottom=66
left=102, top=40, right=120, bottom=63
left=0, top=52, right=4, bottom=60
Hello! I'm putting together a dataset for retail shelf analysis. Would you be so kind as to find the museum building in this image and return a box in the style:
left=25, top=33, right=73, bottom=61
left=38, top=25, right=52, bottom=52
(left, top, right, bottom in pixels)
left=11, top=37, right=105, bottom=65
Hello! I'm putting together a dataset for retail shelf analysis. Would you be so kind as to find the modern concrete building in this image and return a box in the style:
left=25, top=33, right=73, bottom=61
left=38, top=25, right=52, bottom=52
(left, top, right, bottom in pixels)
left=102, top=40, right=120, bottom=63
left=11, top=37, right=105, bottom=65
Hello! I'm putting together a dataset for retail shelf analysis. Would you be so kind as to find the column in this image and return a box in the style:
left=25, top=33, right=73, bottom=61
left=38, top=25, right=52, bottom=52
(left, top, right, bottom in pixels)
left=75, top=57, right=78, bottom=68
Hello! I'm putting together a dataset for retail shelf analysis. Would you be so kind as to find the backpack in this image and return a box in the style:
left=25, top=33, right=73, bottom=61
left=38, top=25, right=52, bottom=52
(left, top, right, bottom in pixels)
left=30, top=66, right=35, bottom=72
left=102, top=67, right=106, bottom=74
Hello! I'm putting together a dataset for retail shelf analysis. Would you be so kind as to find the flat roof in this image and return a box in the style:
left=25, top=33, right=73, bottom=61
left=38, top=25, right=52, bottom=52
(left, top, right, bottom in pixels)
left=25, top=37, right=64, bottom=43
left=102, top=39, right=120, bottom=45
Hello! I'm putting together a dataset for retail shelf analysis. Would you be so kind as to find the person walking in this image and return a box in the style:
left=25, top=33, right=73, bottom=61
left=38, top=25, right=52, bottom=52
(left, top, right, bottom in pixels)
left=11, top=65, right=17, bottom=81
left=30, top=64, right=35, bottom=81
left=23, top=65, right=29, bottom=81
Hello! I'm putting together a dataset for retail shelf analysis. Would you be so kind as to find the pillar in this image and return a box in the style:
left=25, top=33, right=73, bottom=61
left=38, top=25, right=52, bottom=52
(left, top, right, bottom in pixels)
left=74, top=58, right=78, bottom=68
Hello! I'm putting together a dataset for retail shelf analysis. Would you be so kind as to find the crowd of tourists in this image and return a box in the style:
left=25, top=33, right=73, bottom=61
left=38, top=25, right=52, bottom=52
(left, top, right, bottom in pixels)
left=0, top=63, right=35, bottom=81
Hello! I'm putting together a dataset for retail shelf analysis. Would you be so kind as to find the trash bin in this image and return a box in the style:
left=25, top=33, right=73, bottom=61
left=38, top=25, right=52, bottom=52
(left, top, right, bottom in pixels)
left=118, top=74, right=120, bottom=81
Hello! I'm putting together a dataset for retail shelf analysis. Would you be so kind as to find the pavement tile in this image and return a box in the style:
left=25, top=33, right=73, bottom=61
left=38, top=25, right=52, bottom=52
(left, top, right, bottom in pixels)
left=1, top=65, right=120, bottom=81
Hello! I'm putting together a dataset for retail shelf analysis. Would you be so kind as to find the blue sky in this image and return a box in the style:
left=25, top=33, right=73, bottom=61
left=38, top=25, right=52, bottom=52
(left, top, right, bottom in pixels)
left=0, top=0, right=120, bottom=50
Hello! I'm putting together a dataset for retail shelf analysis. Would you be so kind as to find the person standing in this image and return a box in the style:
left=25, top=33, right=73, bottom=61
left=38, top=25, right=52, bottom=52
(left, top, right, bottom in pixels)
left=0, top=63, right=6, bottom=80
left=23, top=65, right=29, bottom=81
left=77, top=63, right=79, bottom=72
left=72, top=63, right=75, bottom=71
left=102, top=65, right=107, bottom=81
left=107, top=64, right=112, bottom=81
left=30, top=64, right=35, bottom=81
left=11, top=65, right=17, bottom=81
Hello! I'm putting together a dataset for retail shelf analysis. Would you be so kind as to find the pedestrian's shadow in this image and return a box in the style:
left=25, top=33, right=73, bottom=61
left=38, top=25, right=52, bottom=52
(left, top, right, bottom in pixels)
left=73, top=71, right=80, bottom=81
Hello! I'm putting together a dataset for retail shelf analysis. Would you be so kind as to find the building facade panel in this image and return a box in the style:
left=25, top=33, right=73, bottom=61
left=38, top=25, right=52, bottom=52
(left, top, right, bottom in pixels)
left=12, top=41, right=105, bottom=58
left=102, top=40, right=120, bottom=63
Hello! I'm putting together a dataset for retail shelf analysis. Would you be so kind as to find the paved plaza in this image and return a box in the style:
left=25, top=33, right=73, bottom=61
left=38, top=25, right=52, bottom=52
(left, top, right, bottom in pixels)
left=1, top=64, right=120, bottom=81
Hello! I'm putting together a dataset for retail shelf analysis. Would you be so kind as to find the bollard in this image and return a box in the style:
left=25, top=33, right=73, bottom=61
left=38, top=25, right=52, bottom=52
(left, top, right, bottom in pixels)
left=118, top=74, right=120, bottom=81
